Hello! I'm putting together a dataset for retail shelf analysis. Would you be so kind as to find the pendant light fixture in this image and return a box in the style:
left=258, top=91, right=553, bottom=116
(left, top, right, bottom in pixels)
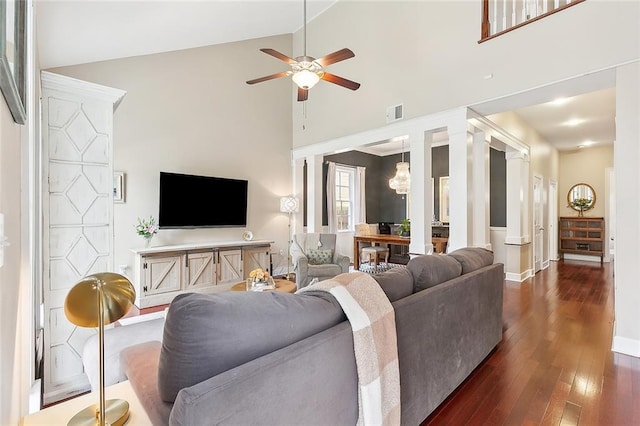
left=389, top=139, right=410, bottom=194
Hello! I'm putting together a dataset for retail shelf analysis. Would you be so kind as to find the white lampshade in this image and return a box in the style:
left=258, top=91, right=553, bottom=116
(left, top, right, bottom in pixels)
left=280, top=196, right=300, bottom=213
left=389, top=162, right=411, bottom=194
left=292, top=70, right=320, bottom=89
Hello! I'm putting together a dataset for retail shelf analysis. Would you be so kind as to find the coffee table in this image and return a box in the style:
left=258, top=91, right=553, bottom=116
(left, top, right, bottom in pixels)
left=230, top=278, right=297, bottom=293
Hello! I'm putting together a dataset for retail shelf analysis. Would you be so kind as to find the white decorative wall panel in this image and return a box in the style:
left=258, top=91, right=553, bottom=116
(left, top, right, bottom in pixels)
left=42, top=71, right=126, bottom=404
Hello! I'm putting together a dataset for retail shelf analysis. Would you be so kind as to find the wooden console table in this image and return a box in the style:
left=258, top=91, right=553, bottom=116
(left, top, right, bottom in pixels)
left=353, top=234, right=410, bottom=270
left=353, top=234, right=449, bottom=269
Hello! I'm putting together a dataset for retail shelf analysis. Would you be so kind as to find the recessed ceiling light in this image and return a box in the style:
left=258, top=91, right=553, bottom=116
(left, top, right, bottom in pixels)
left=564, top=118, right=586, bottom=127
left=578, top=141, right=596, bottom=149
left=550, top=97, right=570, bottom=106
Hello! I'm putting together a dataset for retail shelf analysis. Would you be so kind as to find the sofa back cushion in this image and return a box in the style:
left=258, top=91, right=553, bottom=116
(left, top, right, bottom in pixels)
left=372, top=267, right=414, bottom=302
left=448, top=247, right=494, bottom=274
left=407, top=255, right=462, bottom=292
left=158, top=291, right=346, bottom=402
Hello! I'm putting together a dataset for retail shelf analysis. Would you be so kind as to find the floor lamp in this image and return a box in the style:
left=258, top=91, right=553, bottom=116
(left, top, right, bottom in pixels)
left=280, top=196, right=299, bottom=281
left=64, top=272, right=136, bottom=426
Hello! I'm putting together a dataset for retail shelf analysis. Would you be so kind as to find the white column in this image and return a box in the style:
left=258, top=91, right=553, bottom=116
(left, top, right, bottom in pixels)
left=504, top=148, right=532, bottom=281
left=448, top=121, right=472, bottom=252
left=409, top=130, right=432, bottom=255
left=472, top=130, right=491, bottom=249
left=305, top=155, right=323, bottom=233
left=505, top=149, right=530, bottom=244
left=612, top=61, right=640, bottom=357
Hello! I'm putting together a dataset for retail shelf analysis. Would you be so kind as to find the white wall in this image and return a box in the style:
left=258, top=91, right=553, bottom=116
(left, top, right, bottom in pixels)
left=49, top=35, right=296, bottom=277
left=0, top=64, right=27, bottom=426
left=293, top=1, right=638, bottom=148
left=613, top=62, right=640, bottom=357
left=559, top=145, right=613, bottom=218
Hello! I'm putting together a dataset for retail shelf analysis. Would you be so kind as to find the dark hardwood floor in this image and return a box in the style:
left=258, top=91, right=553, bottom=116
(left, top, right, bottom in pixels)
left=422, top=260, right=640, bottom=426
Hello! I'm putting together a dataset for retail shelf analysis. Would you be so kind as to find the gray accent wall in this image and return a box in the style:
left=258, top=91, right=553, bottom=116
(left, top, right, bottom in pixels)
left=318, top=145, right=506, bottom=228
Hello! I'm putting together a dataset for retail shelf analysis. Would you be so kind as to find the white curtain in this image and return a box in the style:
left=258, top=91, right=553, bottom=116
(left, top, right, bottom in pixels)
left=327, top=161, right=337, bottom=233
left=355, top=166, right=366, bottom=224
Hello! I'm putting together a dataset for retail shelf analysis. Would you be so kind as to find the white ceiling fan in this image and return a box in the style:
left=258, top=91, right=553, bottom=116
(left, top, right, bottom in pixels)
left=246, top=0, right=361, bottom=101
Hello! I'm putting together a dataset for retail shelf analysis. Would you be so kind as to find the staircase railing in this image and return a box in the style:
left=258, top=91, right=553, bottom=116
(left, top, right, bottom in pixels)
left=480, top=0, right=586, bottom=42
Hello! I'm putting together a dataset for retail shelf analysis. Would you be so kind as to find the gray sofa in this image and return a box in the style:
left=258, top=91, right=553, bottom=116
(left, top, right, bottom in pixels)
left=118, top=247, right=504, bottom=425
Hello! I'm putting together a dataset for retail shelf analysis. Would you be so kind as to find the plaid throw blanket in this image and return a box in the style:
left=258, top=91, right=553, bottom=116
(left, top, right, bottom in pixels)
left=299, top=272, right=401, bottom=425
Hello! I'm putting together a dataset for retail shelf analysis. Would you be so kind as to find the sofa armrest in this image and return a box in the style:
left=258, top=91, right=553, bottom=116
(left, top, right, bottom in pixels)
left=335, top=254, right=351, bottom=273
left=292, top=254, right=308, bottom=286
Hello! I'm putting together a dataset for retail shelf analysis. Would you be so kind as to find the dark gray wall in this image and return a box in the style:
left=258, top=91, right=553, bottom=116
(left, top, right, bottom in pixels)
left=490, top=148, right=507, bottom=227
left=303, top=145, right=506, bottom=228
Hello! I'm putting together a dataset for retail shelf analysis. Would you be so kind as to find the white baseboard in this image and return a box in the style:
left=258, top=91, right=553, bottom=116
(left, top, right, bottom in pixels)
left=542, top=259, right=550, bottom=270
left=505, top=269, right=533, bottom=282
left=612, top=335, right=640, bottom=358
left=563, top=253, right=606, bottom=263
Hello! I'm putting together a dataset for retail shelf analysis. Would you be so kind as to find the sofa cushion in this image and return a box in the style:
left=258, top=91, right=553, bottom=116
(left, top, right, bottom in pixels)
left=307, top=248, right=334, bottom=264
left=372, top=267, right=414, bottom=302
left=448, top=247, right=494, bottom=274
left=407, top=254, right=462, bottom=292
left=158, top=291, right=346, bottom=402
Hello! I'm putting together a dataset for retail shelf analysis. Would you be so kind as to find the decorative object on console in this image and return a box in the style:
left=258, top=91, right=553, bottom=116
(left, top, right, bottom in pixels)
left=135, top=216, right=158, bottom=247
left=389, top=138, right=410, bottom=194
left=245, top=0, right=360, bottom=102
left=397, top=218, right=411, bottom=237
left=246, top=268, right=276, bottom=291
left=280, top=196, right=299, bottom=280
left=242, top=230, right=254, bottom=241
left=63, top=272, right=136, bottom=426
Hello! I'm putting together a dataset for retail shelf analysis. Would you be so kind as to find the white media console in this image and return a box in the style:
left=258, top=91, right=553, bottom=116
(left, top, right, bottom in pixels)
left=131, top=239, right=273, bottom=307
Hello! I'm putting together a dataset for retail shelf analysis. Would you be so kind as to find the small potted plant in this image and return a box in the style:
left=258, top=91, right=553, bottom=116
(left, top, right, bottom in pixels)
left=397, top=218, right=411, bottom=237
left=135, top=216, right=158, bottom=247
left=569, top=197, right=592, bottom=217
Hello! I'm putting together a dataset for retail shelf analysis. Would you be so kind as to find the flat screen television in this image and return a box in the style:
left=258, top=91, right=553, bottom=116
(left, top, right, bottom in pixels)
left=158, top=172, right=248, bottom=228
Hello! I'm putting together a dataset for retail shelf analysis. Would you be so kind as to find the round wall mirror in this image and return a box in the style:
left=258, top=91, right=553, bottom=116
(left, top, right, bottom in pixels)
left=567, top=183, right=596, bottom=212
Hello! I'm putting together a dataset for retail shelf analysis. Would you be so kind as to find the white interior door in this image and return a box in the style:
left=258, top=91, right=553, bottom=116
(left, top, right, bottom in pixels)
left=533, top=174, right=543, bottom=273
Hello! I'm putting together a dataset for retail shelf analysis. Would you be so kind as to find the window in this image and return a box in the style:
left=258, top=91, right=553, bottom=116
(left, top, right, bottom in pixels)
left=334, top=165, right=355, bottom=231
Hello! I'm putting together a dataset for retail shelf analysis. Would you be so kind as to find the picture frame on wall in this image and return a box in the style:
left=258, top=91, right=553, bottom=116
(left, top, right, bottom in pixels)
left=0, top=0, right=27, bottom=124
left=113, top=172, right=125, bottom=203
left=439, top=176, right=450, bottom=223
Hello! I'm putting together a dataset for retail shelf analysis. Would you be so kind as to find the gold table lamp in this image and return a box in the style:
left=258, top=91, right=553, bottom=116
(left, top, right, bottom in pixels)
left=64, top=272, right=136, bottom=426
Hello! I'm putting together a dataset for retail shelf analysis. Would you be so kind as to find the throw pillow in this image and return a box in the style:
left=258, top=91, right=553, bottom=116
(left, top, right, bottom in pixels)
left=307, top=248, right=333, bottom=265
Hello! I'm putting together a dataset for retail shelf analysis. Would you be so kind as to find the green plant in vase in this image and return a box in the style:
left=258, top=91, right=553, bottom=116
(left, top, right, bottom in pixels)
left=568, top=197, right=592, bottom=217
left=136, top=216, right=158, bottom=247
left=398, top=218, right=411, bottom=237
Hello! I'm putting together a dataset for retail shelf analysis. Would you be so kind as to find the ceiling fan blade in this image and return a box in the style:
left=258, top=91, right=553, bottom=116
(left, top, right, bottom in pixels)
left=297, top=87, right=309, bottom=102
left=321, top=72, right=361, bottom=91
left=315, top=48, right=355, bottom=67
left=246, top=71, right=289, bottom=85
left=260, top=48, right=297, bottom=65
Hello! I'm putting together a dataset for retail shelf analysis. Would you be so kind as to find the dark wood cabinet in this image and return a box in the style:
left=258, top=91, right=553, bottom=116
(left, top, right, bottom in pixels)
left=559, top=217, right=604, bottom=263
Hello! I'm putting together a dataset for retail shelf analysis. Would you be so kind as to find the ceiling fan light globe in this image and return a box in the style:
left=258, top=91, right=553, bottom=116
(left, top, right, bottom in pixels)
left=292, top=70, right=320, bottom=89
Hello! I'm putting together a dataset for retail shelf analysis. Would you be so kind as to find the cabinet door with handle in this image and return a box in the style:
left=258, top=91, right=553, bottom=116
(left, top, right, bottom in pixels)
left=218, top=249, right=243, bottom=284
left=143, top=254, right=182, bottom=296
left=186, top=251, right=216, bottom=290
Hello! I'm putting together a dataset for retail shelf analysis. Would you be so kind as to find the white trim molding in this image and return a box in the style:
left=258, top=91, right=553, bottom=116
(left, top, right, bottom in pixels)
left=612, top=336, right=640, bottom=358
left=505, top=269, right=533, bottom=282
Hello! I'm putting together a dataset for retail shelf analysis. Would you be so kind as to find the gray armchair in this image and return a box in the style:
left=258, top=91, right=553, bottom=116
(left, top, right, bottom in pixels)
left=291, top=233, right=350, bottom=289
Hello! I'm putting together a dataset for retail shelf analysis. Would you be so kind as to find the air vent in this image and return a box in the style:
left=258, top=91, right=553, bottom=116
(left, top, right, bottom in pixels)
left=386, top=104, right=404, bottom=123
